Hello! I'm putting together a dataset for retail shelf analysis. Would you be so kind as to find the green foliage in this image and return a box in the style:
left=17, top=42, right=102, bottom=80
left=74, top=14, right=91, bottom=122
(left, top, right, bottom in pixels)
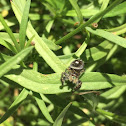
left=0, top=0, right=126, bottom=125
left=53, top=102, right=72, bottom=126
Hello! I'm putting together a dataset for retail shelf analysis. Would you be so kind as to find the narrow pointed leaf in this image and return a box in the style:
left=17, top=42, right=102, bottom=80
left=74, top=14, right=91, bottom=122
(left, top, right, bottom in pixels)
left=3, top=68, right=126, bottom=94
left=0, top=32, right=59, bottom=51
left=86, top=27, right=126, bottom=48
left=0, top=88, right=29, bottom=124
left=0, top=14, right=20, bottom=52
left=101, top=86, right=126, bottom=99
left=0, top=46, right=33, bottom=78
left=104, top=1, right=126, bottom=18
left=33, top=92, right=54, bottom=123
left=11, top=1, right=66, bottom=72
left=69, top=0, right=83, bottom=24
left=25, top=35, right=35, bottom=48
left=56, top=0, right=123, bottom=44
left=19, top=0, right=31, bottom=49
left=0, top=53, right=11, bottom=62
left=59, top=40, right=114, bottom=63
left=0, top=37, right=17, bottom=53
left=53, top=102, right=72, bottom=126
left=45, top=94, right=88, bottom=118
left=0, top=32, right=19, bottom=45
left=96, top=108, right=126, bottom=123
left=0, top=17, right=16, bottom=30
left=42, top=37, right=61, bottom=51
left=64, top=117, right=88, bottom=126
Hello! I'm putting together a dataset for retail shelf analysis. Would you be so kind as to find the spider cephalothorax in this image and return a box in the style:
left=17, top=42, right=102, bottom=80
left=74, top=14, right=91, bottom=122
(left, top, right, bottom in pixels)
left=61, top=59, right=84, bottom=91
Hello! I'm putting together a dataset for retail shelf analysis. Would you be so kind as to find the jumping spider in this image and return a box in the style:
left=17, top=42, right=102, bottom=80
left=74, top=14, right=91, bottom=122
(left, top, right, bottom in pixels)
left=61, top=59, right=84, bottom=91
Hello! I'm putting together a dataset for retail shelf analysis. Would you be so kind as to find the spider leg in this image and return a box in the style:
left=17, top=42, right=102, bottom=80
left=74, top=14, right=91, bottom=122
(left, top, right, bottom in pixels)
left=61, top=72, right=69, bottom=86
left=73, top=80, right=82, bottom=92
left=80, top=69, right=85, bottom=76
left=61, top=72, right=65, bottom=86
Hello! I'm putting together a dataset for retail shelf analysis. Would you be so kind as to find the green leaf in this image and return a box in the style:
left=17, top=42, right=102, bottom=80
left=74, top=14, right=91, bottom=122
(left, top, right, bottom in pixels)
left=19, top=0, right=31, bottom=49
left=0, top=37, right=17, bottom=53
left=25, top=35, right=35, bottom=48
left=96, top=108, right=126, bottom=124
left=86, top=27, right=126, bottom=48
left=0, top=32, right=19, bottom=45
left=0, top=14, right=20, bottom=52
left=56, top=0, right=123, bottom=44
left=43, top=0, right=65, bottom=14
left=45, top=94, right=88, bottom=118
left=42, top=37, right=61, bottom=51
left=11, top=1, right=66, bottom=72
left=0, top=75, right=22, bottom=88
left=12, top=0, right=26, bottom=12
left=66, top=31, right=90, bottom=66
left=0, top=46, right=33, bottom=78
left=33, top=92, right=54, bottom=123
left=100, top=86, right=126, bottom=99
left=69, top=0, right=83, bottom=24
left=82, top=93, right=99, bottom=111
left=104, top=1, right=126, bottom=18
left=3, top=68, right=126, bottom=94
left=0, top=53, right=11, bottom=62
left=42, top=20, right=61, bottom=51
left=74, top=31, right=90, bottom=58
left=95, top=0, right=110, bottom=23
left=66, top=2, right=126, bottom=18
left=66, top=9, right=98, bottom=18
left=0, top=32, right=60, bottom=51
left=0, top=88, right=29, bottom=124
left=0, top=17, right=16, bottom=30
left=42, top=2, right=56, bottom=16
left=63, top=117, right=88, bottom=126
left=35, top=37, right=65, bottom=72
left=43, top=19, right=54, bottom=34
left=0, top=86, right=9, bottom=99
left=29, top=13, right=41, bottom=20
left=85, top=44, right=119, bottom=72
left=53, top=102, right=72, bottom=126
left=106, top=23, right=126, bottom=35
left=100, top=0, right=110, bottom=11
left=59, top=40, right=114, bottom=63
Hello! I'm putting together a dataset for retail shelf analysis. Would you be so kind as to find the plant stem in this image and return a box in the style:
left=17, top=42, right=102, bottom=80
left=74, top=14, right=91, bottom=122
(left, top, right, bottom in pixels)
left=56, top=0, right=123, bottom=44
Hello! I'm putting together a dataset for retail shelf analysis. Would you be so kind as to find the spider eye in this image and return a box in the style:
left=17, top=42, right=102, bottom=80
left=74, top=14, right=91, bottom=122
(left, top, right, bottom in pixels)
left=75, top=60, right=80, bottom=65
left=70, top=59, right=84, bottom=70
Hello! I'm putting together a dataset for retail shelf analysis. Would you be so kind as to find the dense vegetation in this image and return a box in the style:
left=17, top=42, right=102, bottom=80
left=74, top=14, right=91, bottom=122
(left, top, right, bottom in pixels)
left=0, top=0, right=126, bottom=125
